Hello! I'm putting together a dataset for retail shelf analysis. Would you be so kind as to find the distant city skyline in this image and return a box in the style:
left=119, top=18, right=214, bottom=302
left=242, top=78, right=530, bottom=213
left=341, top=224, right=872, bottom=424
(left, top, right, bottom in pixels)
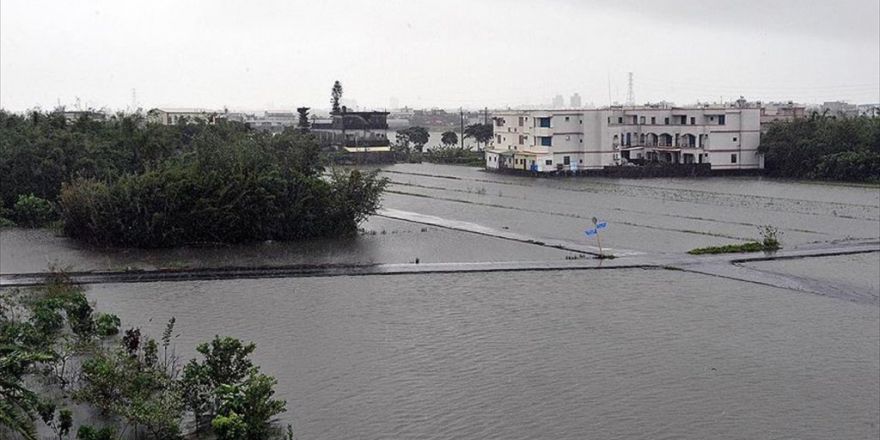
left=2, top=0, right=878, bottom=112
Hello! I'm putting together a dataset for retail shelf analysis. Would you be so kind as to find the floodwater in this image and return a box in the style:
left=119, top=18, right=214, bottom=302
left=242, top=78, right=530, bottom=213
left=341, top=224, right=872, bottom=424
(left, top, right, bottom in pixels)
left=3, top=163, right=880, bottom=439
left=86, top=269, right=879, bottom=440
left=379, top=163, right=880, bottom=255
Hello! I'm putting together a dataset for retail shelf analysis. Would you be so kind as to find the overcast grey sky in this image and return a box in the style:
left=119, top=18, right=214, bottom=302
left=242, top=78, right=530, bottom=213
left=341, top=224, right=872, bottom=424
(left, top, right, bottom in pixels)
left=1, top=0, right=878, bottom=111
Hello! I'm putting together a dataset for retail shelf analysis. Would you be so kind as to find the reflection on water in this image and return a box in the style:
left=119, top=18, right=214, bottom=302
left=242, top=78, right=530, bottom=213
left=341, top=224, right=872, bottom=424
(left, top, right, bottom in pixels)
left=87, top=269, right=879, bottom=440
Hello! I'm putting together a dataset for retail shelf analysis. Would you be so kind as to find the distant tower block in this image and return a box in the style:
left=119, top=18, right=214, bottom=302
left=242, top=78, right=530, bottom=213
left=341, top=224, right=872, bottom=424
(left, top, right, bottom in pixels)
left=570, top=93, right=582, bottom=108
left=552, top=94, right=564, bottom=109
left=626, top=72, right=635, bottom=106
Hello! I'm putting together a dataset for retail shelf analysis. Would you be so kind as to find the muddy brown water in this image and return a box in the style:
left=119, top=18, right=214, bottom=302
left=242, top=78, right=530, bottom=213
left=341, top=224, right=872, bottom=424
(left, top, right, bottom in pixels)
left=3, top=164, right=879, bottom=439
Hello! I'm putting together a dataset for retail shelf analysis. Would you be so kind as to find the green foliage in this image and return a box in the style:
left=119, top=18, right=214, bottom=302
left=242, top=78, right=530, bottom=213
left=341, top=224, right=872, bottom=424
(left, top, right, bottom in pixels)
left=213, top=369, right=286, bottom=440
left=0, top=278, right=102, bottom=439
left=1, top=110, right=386, bottom=245
left=440, top=131, right=458, bottom=147
left=37, top=400, right=73, bottom=440
left=423, top=146, right=484, bottom=166
left=76, top=425, right=116, bottom=440
left=76, top=336, right=184, bottom=439
left=212, top=411, right=248, bottom=440
left=463, top=123, right=493, bottom=149
left=56, top=130, right=385, bottom=247
left=396, top=127, right=430, bottom=153
left=331, top=81, right=343, bottom=114
left=183, top=336, right=287, bottom=439
left=0, top=199, right=15, bottom=227
left=687, top=242, right=767, bottom=255
left=757, top=225, right=782, bottom=249
left=3, top=276, right=287, bottom=440
left=13, top=194, right=55, bottom=227
left=94, top=313, right=121, bottom=336
left=759, top=114, right=880, bottom=181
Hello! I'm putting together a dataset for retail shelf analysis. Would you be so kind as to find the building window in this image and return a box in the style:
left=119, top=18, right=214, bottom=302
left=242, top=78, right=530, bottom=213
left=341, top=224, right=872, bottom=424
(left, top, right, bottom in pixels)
left=618, top=117, right=623, bottom=124
left=731, top=154, right=737, bottom=163
left=564, top=116, right=570, bottom=121
left=496, top=135, right=501, bottom=143
left=733, top=137, right=737, bottom=142
left=690, top=117, right=695, bottom=125
left=545, top=159, right=552, bottom=165
left=579, top=119, right=583, bottom=124
left=540, top=136, right=552, bottom=146
left=639, top=116, right=645, bottom=124
left=664, top=117, right=669, bottom=125
left=518, top=117, right=524, bottom=126
left=538, top=117, right=551, bottom=127
left=651, top=117, right=656, bottom=124
left=718, top=115, right=726, bottom=125
left=563, top=156, right=570, bottom=165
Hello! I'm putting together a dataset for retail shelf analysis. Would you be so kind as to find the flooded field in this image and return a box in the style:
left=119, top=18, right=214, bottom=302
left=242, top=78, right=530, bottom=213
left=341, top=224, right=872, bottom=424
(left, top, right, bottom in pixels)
left=2, top=164, right=879, bottom=439
left=86, top=269, right=879, bottom=440
left=379, top=164, right=880, bottom=255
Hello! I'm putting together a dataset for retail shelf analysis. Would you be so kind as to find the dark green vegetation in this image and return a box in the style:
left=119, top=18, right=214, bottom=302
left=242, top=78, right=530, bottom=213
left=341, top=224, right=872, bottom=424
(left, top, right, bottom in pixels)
left=0, top=110, right=387, bottom=247
left=1, top=275, right=289, bottom=439
left=422, top=146, right=484, bottom=166
left=462, top=123, right=493, bottom=150
left=760, top=113, right=880, bottom=182
left=688, top=225, right=782, bottom=255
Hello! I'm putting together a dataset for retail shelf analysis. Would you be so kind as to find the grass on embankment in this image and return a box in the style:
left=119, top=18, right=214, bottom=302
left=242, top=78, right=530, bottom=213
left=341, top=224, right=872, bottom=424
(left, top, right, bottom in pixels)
left=688, top=241, right=780, bottom=255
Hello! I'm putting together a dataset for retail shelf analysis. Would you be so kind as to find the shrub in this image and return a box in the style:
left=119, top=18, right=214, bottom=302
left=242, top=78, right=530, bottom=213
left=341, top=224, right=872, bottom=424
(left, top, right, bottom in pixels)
left=13, top=194, right=55, bottom=227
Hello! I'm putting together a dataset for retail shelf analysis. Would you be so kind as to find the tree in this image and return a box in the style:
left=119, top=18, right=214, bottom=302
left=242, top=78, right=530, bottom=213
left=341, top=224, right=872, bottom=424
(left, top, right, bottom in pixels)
left=441, top=131, right=458, bottom=147
left=296, top=107, right=310, bottom=133
left=331, top=81, right=343, bottom=114
left=397, top=127, right=429, bottom=153
left=213, top=369, right=286, bottom=440
left=463, top=123, right=494, bottom=150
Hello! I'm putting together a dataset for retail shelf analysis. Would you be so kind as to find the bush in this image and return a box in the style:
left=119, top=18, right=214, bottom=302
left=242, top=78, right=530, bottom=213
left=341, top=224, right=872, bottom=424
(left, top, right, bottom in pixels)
left=58, top=139, right=387, bottom=247
left=760, top=114, right=880, bottom=181
left=13, top=193, right=55, bottom=227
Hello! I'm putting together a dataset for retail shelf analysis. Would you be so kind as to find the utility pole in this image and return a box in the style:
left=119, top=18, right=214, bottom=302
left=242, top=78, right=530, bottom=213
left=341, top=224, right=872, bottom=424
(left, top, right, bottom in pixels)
left=484, top=107, right=488, bottom=125
left=460, top=107, right=464, bottom=148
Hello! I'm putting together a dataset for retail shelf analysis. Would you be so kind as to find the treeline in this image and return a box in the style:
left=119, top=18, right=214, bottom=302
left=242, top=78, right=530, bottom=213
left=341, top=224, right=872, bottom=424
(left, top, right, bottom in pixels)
left=0, top=110, right=387, bottom=246
left=1, top=275, right=290, bottom=440
left=759, top=114, right=880, bottom=182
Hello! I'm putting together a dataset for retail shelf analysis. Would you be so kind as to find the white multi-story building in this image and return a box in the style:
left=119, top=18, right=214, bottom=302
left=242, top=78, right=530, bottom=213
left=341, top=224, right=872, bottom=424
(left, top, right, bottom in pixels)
left=485, top=106, right=762, bottom=172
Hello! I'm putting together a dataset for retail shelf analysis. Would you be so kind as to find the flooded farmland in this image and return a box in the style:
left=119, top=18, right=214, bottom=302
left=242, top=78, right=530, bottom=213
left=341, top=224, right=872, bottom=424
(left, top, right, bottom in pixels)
left=2, top=164, right=879, bottom=439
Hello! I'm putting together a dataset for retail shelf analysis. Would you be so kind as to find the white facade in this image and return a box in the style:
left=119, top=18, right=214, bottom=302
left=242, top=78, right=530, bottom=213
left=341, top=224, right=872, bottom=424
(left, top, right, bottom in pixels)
left=485, top=106, right=762, bottom=172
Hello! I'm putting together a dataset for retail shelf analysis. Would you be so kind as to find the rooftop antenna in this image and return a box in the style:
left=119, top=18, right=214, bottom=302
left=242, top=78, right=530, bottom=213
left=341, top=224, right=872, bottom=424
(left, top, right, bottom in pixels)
left=626, top=72, right=635, bottom=107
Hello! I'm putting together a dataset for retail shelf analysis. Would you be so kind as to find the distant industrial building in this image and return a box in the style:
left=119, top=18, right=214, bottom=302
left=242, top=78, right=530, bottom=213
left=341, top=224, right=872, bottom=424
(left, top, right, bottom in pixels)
left=816, top=101, right=860, bottom=118
left=486, top=105, right=762, bottom=173
left=570, top=93, right=582, bottom=109
left=311, top=110, right=393, bottom=161
left=759, top=102, right=806, bottom=130
left=60, top=110, right=107, bottom=123
left=148, top=108, right=220, bottom=125
left=552, top=95, right=565, bottom=109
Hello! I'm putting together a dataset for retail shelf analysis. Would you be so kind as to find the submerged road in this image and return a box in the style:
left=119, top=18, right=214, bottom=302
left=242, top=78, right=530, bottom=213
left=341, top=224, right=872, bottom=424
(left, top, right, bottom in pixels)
left=2, top=207, right=877, bottom=306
